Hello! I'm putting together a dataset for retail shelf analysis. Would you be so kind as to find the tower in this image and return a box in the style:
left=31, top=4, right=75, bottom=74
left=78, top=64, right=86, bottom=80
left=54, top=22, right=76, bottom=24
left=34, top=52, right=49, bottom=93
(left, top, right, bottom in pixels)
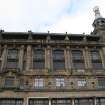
left=92, top=6, right=105, bottom=40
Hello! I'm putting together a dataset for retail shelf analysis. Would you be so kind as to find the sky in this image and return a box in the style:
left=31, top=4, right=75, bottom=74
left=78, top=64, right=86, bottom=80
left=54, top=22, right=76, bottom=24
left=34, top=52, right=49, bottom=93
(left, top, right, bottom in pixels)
left=0, top=0, right=105, bottom=34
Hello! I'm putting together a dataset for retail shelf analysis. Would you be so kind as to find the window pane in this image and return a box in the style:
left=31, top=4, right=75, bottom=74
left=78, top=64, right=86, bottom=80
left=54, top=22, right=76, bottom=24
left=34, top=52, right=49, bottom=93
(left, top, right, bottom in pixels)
left=52, top=99, right=71, bottom=105
left=72, top=50, right=85, bottom=69
left=73, top=62, right=84, bottom=69
left=53, top=50, right=65, bottom=70
left=33, top=61, right=45, bottom=69
left=8, top=49, right=18, bottom=59
left=92, top=62, right=103, bottom=69
left=53, top=50, right=64, bottom=60
left=75, top=98, right=93, bottom=105
left=7, top=60, right=18, bottom=69
left=56, top=78, right=65, bottom=87
left=33, top=49, right=45, bottom=60
left=0, top=99, right=23, bottom=105
left=34, top=78, right=44, bottom=88
left=53, top=61, right=65, bottom=70
left=4, top=77, right=15, bottom=88
left=91, top=50, right=101, bottom=60
left=29, top=99, right=49, bottom=105
left=33, top=49, right=45, bottom=69
left=72, top=50, right=83, bottom=60
left=96, top=98, right=105, bottom=105
left=98, top=78, right=105, bottom=88
left=77, top=79, right=87, bottom=87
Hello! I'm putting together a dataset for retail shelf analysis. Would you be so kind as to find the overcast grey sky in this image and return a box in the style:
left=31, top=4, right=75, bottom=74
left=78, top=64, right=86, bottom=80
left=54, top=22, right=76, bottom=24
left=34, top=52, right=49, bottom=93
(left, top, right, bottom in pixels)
left=0, top=0, right=105, bottom=34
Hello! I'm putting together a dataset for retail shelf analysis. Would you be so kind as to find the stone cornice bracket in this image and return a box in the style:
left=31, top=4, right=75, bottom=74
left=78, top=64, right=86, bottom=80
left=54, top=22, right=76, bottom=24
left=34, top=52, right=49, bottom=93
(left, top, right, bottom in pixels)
left=28, top=30, right=33, bottom=40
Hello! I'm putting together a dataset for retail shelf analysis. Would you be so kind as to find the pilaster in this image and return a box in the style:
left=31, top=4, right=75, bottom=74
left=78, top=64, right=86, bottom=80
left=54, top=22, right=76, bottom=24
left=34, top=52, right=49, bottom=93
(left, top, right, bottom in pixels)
left=84, top=47, right=92, bottom=73
left=1, top=45, right=7, bottom=72
left=65, top=46, right=71, bottom=73
left=45, top=45, right=51, bottom=72
left=26, top=45, right=32, bottom=71
left=19, top=45, right=24, bottom=71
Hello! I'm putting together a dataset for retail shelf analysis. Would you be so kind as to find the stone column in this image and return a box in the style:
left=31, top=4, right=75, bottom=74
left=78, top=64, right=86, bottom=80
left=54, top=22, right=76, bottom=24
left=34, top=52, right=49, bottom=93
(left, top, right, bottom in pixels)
left=93, top=97, right=97, bottom=105
left=18, top=45, right=24, bottom=71
left=23, top=97, right=28, bottom=105
left=45, top=46, right=51, bottom=72
left=49, top=98, right=51, bottom=105
left=72, top=98, right=75, bottom=105
left=1, top=45, right=7, bottom=72
left=26, top=45, right=32, bottom=71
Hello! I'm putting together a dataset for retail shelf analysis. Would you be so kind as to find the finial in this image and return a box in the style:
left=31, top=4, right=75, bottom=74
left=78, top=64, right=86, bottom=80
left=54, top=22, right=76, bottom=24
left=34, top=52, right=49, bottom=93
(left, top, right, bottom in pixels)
left=93, top=6, right=102, bottom=19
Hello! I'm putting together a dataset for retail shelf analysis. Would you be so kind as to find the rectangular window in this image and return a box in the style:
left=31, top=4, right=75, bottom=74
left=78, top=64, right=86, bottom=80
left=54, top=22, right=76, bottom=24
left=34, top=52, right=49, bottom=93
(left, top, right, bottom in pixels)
left=98, top=78, right=105, bottom=89
left=34, top=78, right=44, bottom=88
left=0, top=98, right=23, bottom=105
left=75, top=98, right=93, bottom=105
left=7, top=49, right=18, bottom=69
left=29, top=99, right=49, bottom=105
left=4, top=77, right=15, bottom=88
left=77, top=79, right=87, bottom=88
left=53, top=50, right=65, bottom=70
left=7, top=60, right=18, bottom=69
left=72, top=50, right=85, bottom=69
left=33, top=49, right=45, bottom=70
left=52, top=99, right=71, bottom=105
left=56, top=78, right=65, bottom=88
left=91, top=50, right=103, bottom=69
left=96, top=98, right=105, bottom=105
left=8, top=49, right=18, bottom=59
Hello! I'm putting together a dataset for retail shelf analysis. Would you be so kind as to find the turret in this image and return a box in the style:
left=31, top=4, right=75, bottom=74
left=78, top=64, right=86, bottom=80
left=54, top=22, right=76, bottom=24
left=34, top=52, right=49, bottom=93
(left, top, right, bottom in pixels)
left=92, top=6, right=105, bottom=37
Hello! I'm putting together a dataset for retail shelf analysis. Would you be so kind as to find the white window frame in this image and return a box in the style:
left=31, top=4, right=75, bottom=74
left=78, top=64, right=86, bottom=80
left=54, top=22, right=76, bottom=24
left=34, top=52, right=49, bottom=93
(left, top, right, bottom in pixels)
left=34, top=78, right=44, bottom=88
left=56, top=78, right=65, bottom=87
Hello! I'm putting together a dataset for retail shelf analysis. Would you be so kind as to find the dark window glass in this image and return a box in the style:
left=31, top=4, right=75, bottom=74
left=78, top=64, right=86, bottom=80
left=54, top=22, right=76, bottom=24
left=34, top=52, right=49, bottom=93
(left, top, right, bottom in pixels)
left=4, top=77, right=15, bottom=88
left=73, top=62, right=84, bottom=69
left=33, top=61, right=44, bottom=70
left=72, top=50, right=84, bottom=69
left=53, top=61, right=65, bottom=70
left=0, top=99, right=23, bottom=105
left=96, top=98, right=105, bottom=105
left=91, top=50, right=101, bottom=60
left=33, top=49, right=45, bottom=69
left=29, top=99, right=49, bottom=105
left=7, top=60, right=18, bottom=69
left=98, top=78, right=105, bottom=89
left=92, top=61, right=103, bottom=69
left=72, top=50, right=83, bottom=60
left=52, top=99, right=71, bottom=105
left=75, top=98, right=93, bottom=105
left=8, top=49, right=18, bottom=59
left=91, top=50, right=103, bottom=69
left=53, top=50, right=65, bottom=70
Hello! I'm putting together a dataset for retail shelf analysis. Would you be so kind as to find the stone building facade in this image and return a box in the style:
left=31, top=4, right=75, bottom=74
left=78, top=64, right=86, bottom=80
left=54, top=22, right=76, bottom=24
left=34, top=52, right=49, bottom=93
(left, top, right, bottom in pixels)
left=0, top=7, right=105, bottom=105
